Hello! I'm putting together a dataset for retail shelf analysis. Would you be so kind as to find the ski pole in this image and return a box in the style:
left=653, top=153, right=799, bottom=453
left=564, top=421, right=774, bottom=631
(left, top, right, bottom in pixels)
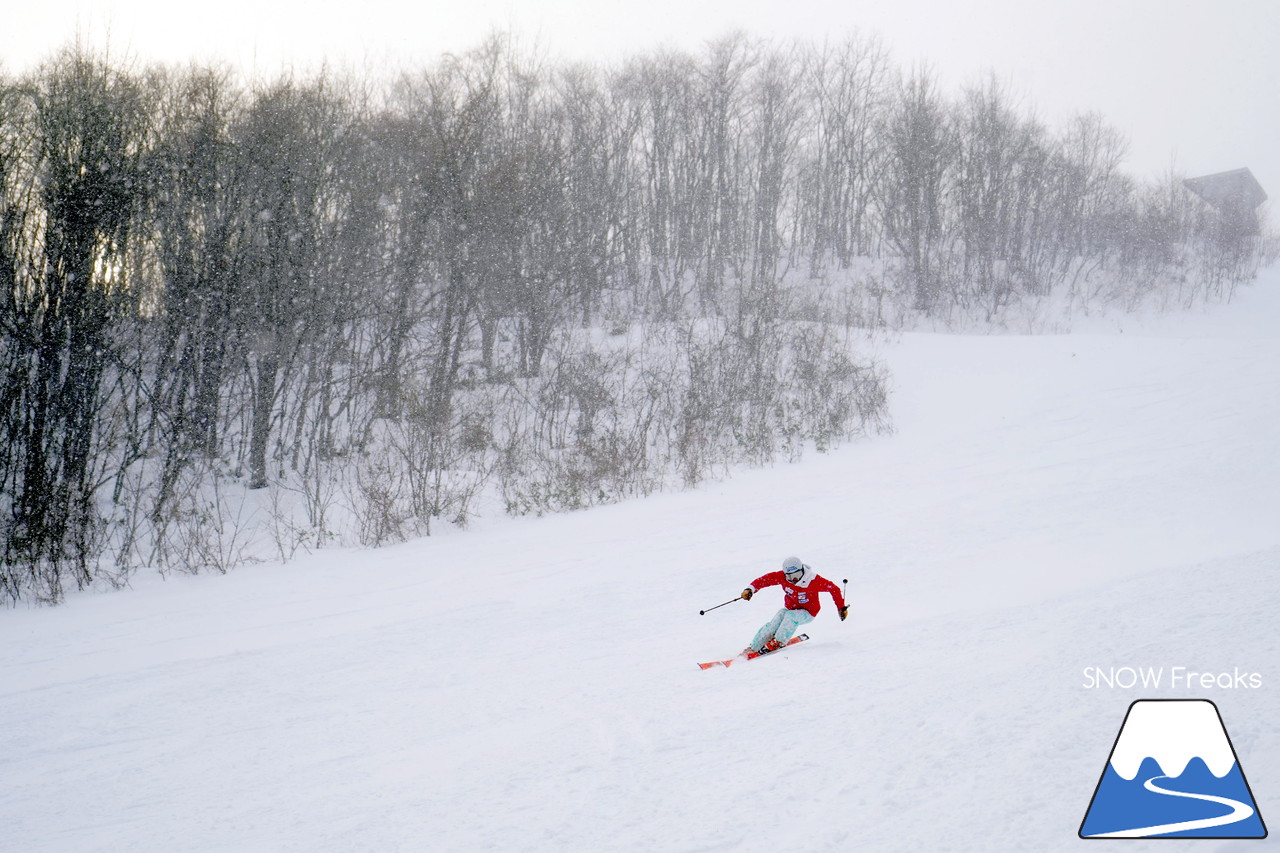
left=699, top=597, right=742, bottom=616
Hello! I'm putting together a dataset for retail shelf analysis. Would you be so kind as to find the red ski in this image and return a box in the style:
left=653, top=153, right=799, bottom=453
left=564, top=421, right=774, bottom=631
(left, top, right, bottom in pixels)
left=697, top=634, right=809, bottom=669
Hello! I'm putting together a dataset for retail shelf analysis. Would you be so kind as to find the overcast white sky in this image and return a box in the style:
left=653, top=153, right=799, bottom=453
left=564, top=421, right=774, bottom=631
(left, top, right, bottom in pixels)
left=5, top=0, right=1278, bottom=204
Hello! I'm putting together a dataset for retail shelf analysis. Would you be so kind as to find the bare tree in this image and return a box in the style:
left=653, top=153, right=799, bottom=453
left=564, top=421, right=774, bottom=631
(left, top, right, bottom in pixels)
left=0, top=48, right=155, bottom=600
left=876, top=66, right=954, bottom=312
left=146, top=64, right=244, bottom=508
left=231, top=74, right=350, bottom=489
left=796, top=35, right=889, bottom=272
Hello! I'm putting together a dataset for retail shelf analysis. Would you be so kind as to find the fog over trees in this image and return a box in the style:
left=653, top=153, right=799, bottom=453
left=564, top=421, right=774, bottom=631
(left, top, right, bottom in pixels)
left=0, top=35, right=1269, bottom=603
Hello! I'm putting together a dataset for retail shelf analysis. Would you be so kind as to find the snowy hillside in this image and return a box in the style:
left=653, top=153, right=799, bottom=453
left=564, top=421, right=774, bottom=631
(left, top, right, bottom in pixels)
left=3, top=271, right=1279, bottom=852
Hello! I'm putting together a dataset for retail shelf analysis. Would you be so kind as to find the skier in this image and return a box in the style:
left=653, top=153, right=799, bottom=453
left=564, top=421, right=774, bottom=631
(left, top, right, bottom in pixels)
left=740, top=556, right=848, bottom=654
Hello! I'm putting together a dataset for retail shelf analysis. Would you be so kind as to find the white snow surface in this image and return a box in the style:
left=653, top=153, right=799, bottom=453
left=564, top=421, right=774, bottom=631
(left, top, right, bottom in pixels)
left=4, top=274, right=1280, bottom=852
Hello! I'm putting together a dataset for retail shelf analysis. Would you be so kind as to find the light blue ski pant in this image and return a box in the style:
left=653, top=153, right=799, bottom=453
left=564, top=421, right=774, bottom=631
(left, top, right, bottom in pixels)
left=752, top=608, right=814, bottom=651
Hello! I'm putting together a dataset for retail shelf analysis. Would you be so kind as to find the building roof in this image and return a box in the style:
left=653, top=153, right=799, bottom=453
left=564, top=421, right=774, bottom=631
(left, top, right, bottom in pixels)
left=1183, top=167, right=1268, bottom=210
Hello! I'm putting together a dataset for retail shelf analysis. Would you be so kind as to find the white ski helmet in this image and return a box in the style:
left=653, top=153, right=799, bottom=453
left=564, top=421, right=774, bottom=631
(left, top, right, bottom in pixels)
left=782, top=556, right=807, bottom=583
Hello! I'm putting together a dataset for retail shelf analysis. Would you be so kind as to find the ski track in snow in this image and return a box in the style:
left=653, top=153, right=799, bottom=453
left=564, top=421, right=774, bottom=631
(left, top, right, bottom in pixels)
left=3, top=274, right=1280, bottom=852
left=1086, top=775, right=1256, bottom=838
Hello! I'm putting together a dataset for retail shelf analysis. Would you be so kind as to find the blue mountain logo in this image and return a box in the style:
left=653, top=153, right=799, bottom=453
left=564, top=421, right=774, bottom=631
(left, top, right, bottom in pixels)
left=1080, top=700, right=1267, bottom=839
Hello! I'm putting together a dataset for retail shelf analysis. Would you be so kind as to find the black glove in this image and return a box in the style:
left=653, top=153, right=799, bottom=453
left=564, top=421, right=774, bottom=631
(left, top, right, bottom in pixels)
left=838, top=606, right=849, bottom=621
left=741, top=588, right=754, bottom=600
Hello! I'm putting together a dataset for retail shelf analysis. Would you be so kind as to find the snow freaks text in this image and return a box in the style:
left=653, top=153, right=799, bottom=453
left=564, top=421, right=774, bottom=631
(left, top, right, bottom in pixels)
left=1082, top=667, right=1264, bottom=690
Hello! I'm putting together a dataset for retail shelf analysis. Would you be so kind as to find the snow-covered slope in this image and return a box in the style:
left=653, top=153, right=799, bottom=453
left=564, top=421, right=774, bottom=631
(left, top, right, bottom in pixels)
left=4, top=274, right=1279, bottom=852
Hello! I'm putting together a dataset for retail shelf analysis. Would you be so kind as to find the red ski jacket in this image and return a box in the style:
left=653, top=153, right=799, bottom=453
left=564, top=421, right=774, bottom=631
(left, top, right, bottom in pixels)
left=749, top=571, right=846, bottom=617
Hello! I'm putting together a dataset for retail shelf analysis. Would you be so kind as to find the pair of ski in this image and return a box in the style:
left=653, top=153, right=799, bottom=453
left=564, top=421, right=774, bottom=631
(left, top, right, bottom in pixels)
left=697, top=633, right=809, bottom=669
